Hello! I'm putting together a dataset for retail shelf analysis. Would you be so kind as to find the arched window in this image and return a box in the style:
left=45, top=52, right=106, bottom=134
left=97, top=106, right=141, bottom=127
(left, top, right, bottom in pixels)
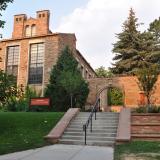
left=31, top=24, right=36, bottom=36
left=25, top=25, right=31, bottom=37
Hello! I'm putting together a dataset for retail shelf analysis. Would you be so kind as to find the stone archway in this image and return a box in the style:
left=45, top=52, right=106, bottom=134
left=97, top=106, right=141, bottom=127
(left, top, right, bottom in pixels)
left=98, top=84, right=125, bottom=111
left=94, top=78, right=125, bottom=111
left=86, top=76, right=145, bottom=110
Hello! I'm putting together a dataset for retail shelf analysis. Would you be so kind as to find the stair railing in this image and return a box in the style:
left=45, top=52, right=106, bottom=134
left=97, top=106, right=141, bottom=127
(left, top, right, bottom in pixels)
left=83, top=98, right=100, bottom=145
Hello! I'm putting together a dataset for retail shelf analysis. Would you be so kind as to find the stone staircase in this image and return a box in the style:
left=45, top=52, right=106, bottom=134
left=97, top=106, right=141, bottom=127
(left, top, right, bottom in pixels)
left=59, top=112, right=119, bottom=146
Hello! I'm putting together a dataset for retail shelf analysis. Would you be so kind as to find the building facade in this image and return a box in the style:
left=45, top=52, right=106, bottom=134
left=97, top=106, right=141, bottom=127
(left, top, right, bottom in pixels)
left=0, top=10, right=96, bottom=95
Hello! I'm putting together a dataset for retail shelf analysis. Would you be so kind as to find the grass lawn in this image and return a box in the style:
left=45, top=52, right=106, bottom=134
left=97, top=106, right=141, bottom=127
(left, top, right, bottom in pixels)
left=114, top=141, right=160, bottom=160
left=0, top=112, right=64, bottom=155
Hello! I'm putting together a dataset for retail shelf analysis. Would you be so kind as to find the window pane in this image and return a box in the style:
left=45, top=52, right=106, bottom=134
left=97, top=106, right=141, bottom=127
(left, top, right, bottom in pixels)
left=25, top=25, right=31, bottom=37
left=31, top=25, right=36, bottom=36
left=6, top=45, right=19, bottom=81
left=28, top=43, right=44, bottom=84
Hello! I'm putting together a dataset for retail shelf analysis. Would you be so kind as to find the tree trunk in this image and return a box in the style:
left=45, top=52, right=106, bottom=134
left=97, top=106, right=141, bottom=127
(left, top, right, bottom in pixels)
left=146, top=94, right=151, bottom=112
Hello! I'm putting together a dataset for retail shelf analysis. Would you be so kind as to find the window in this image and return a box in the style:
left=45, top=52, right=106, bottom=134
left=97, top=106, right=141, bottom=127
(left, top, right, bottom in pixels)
left=80, top=65, right=84, bottom=78
left=31, top=24, right=36, bottom=36
left=25, top=25, right=31, bottom=37
left=6, top=46, right=19, bottom=79
left=85, top=70, right=88, bottom=79
left=28, top=43, right=44, bottom=84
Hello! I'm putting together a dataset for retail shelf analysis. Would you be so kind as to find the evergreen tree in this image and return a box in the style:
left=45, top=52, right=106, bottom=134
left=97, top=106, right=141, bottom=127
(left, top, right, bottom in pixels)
left=149, top=17, right=160, bottom=45
left=45, top=46, right=89, bottom=111
left=146, top=17, right=160, bottom=65
left=111, top=8, right=143, bottom=74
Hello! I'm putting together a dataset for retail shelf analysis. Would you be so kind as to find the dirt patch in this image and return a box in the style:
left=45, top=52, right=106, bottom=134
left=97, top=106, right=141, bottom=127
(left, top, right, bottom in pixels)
left=121, top=153, right=160, bottom=160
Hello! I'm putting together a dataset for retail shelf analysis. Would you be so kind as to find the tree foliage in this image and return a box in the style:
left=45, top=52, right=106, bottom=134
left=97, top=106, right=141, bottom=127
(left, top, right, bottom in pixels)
left=111, top=8, right=160, bottom=74
left=136, top=64, right=159, bottom=107
left=95, top=66, right=113, bottom=78
left=111, top=8, right=141, bottom=74
left=45, top=46, right=89, bottom=111
left=0, top=0, right=13, bottom=37
left=0, top=69, right=17, bottom=106
left=108, top=87, right=123, bottom=106
left=146, top=17, right=160, bottom=66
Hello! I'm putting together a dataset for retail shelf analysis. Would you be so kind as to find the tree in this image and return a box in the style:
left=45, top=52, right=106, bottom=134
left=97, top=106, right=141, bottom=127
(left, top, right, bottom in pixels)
left=136, top=64, right=159, bottom=110
left=149, top=17, right=160, bottom=45
left=0, top=0, right=14, bottom=37
left=95, top=66, right=113, bottom=78
left=111, top=8, right=141, bottom=74
left=0, top=69, right=17, bottom=106
left=45, top=46, right=89, bottom=111
left=146, top=17, right=160, bottom=66
left=108, top=87, right=123, bottom=106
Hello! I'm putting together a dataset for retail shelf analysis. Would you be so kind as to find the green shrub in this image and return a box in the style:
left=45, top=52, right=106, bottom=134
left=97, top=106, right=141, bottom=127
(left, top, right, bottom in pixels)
left=133, top=106, right=147, bottom=113
left=4, top=86, right=39, bottom=112
left=108, top=87, right=123, bottom=106
left=148, top=106, right=160, bottom=113
left=133, top=105, right=160, bottom=113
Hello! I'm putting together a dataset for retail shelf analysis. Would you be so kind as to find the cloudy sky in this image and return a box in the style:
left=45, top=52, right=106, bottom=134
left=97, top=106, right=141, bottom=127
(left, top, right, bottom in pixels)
left=1, top=0, right=160, bottom=69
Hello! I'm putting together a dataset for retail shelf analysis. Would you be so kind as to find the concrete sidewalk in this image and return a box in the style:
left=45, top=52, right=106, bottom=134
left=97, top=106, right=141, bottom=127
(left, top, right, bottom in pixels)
left=0, top=144, right=114, bottom=160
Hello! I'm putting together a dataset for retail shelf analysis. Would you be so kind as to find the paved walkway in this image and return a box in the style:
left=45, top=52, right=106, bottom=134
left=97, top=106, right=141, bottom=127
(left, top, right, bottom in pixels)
left=0, top=144, right=113, bottom=160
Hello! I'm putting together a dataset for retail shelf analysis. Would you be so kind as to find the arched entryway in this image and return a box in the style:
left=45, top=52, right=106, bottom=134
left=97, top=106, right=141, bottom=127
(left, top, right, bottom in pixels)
left=97, top=83, right=125, bottom=112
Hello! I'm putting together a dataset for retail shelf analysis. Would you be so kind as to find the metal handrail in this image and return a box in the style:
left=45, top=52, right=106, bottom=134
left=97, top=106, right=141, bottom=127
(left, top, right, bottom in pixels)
left=83, top=98, right=100, bottom=145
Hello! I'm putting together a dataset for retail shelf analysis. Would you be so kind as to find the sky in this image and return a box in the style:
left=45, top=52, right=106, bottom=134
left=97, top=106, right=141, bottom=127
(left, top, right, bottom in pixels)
left=1, top=0, right=160, bottom=69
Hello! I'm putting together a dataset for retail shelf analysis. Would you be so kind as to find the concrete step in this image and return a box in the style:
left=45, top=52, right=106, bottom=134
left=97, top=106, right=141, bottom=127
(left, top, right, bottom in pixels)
left=63, top=132, right=116, bottom=137
left=76, top=114, right=119, bottom=117
left=72, top=119, right=119, bottom=123
left=77, top=113, right=119, bottom=116
left=70, top=122, right=119, bottom=126
left=78, top=112, right=119, bottom=115
left=59, top=139, right=115, bottom=146
left=74, top=118, right=119, bottom=122
left=68, top=125, right=118, bottom=129
left=61, top=135, right=116, bottom=141
left=65, top=128, right=117, bottom=133
left=67, top=125, right=118, bottom=129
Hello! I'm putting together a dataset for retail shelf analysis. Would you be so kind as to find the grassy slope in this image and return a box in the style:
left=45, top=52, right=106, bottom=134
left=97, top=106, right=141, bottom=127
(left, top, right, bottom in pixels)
left=114, top=141, right=160, bottom=160
left=0, top=112, right=64, bottom=155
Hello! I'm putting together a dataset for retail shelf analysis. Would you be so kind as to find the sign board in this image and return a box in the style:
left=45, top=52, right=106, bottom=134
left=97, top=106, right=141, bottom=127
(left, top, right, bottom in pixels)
left=29, top=97, right=51, bottom=108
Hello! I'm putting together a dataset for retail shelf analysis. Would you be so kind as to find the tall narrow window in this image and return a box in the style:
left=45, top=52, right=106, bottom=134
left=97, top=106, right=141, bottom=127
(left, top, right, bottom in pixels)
left=31, top=24, right=36, bottom=36
left=28, top=43, right=44, bottom=84
left=6, top=46, right=19, bottom=79
left=25, top=25, right=30, bottom=37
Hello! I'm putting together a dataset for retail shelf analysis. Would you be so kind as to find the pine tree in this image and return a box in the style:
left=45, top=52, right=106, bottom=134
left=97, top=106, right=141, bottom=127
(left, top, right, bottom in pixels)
left=146, top=17, right=160, bottom=65
left=45, top=46, right=89, bottom=111
left=111, top=8, right=143, bottom=74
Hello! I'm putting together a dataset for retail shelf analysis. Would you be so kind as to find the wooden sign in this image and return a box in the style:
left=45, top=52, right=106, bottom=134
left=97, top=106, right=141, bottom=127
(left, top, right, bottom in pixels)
left=30, top=97, right=51, bottom=107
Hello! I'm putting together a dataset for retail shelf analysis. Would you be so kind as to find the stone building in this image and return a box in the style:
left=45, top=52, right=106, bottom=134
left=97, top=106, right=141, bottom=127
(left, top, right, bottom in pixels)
left=0, top=10, right=96, bottom=95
